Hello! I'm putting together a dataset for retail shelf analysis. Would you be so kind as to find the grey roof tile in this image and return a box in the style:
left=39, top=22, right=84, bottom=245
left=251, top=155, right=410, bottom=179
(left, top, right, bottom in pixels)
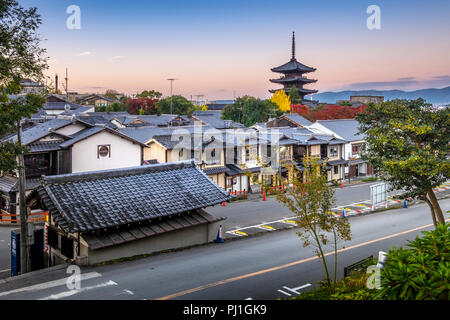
left=316, top=119, right=365, bottom=142
left=37, top=161, right=230, bottom=233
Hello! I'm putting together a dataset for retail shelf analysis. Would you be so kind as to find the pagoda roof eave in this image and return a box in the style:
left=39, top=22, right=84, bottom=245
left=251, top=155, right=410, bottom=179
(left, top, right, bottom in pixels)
left=271, top=59, right=316, bottom=74
left=269, top=88, right=318, bottom=94
left=270, top=78, right=317, bottom=84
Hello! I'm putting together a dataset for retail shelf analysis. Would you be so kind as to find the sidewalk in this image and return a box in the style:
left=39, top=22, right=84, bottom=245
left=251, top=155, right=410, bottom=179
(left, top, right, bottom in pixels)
left=225, top=182, right=450, bottom=239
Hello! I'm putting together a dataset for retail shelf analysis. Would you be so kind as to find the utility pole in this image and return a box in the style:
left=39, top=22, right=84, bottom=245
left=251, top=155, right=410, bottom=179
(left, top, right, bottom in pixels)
left=167, top=78, right=177, bottom=115
left=17, top=120, right=29, bottom=274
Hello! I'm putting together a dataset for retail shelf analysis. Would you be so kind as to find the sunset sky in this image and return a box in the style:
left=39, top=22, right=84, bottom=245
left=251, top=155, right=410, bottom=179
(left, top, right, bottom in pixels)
left=21, top=0, right=450, bottom=99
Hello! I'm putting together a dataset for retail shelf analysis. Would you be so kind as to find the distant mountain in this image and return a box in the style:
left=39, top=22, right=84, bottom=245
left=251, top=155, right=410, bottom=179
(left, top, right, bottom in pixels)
left=314, top=86, right=450, bottom=105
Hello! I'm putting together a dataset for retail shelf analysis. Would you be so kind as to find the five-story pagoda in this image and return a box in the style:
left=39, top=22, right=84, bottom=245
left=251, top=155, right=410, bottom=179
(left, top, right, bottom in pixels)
left=270, top=32, right=318, bottom=101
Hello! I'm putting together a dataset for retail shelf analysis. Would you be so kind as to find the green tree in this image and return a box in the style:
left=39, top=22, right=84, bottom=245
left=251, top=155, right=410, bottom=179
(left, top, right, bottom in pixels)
left=109, top=101, right=125, bottom=112
left=104, top=89, right=120, bottom=100
left=0, top=0, right=48, bottom=172
left=138, top=90, right=162, bottom=99
left=222, top=96, right=282, bottom=127
left=288, top=86, right=301, bottom=105
left=274, top=157, right=352, bottom=294
left=376, top=223, right=449, bottom=300
left=156, top=95, right=195, bottom=115
left=356, top=99, right=450, bottom=226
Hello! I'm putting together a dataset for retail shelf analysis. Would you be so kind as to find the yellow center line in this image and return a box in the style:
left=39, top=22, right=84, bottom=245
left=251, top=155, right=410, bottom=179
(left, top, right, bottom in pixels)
left=155, top=221, right=443, bottom=300
left=260, top=225, right=275, bottom=230
left=234, top=230, right=248, bottom=236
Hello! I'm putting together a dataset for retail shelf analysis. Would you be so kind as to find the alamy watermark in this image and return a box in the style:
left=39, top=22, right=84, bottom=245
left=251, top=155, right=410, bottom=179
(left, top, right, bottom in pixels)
left=367, top=5, right=381, bottom=30
left=66, top=265, right=81, bottom=290
left=66, top=5, right=81, bottom=30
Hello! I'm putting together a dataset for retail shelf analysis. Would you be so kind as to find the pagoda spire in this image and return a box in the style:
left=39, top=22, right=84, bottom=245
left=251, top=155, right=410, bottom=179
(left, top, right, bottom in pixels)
left=291, top=31, right=295, bottom=60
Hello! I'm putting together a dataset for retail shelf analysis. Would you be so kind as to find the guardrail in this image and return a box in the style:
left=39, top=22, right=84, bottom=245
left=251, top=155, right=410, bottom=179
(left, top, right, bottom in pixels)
left=344, top=255, right=374, bottom=277
left=0, top=210, right=49, bottom=223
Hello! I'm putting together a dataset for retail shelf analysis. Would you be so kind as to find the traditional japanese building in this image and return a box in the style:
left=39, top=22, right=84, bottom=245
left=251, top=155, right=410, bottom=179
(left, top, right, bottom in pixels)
left=270, top=32, right=318, bottom=101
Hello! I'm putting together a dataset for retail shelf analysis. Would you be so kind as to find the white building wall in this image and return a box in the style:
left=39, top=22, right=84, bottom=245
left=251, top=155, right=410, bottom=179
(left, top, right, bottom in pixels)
left=71, top=131, right=141, bottom=173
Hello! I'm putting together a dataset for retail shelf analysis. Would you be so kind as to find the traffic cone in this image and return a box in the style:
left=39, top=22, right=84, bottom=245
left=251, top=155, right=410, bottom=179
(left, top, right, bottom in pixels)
left=342, top=208, right=346, bottom=218
left=263, top=193, right=266, bottom=201
left=222, top=202, right=226, bottom=207
left=341, top=182, right=344, bottom=189
left=403, top=199, right=407, bottom=209
left=215, top=225, right=224, bottom=243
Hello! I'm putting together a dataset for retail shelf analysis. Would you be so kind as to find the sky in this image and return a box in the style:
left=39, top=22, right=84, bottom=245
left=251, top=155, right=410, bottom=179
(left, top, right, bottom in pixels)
left=21, top=0, right=450, bottom=100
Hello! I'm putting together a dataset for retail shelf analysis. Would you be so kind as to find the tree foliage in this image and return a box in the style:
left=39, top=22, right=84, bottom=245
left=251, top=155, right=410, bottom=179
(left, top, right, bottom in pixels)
left=376, top=223, right=449, bottom=300
left=274, top=157, right=352, bottom=294
left=270, top=89, right=291, bottom=113
left=103, top=89, right=120, bottom=100
left=222, top=96, right=282, bottom=127
left=0, top=0, right=47, bottom=172
left=137, top=90, right=162, bottom=99
left=288, top=86, right=301, bottom=105
left=356, top=99, right=450, bottom=226
left=155, top=95, right=194, bottom=116
left=124, top=97, right=158, bottom=115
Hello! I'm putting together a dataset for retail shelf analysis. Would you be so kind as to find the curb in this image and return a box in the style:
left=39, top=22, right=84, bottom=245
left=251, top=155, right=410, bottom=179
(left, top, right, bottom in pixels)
left=0, top=263, right=69, bottom=285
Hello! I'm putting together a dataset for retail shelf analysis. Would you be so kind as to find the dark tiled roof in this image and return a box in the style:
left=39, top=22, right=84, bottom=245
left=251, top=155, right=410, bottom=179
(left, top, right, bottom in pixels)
left=2, top=118, right=72, bottom=145
left=0, top=175, right=17, bottom=193
left=59, top=126, right=147, bottom=148
left=271, top=58, right=316, bottom=74
left=316, top=119, right=366, bottom=142
left=28, top=141, right=62, bottom=153
left=0, top=176, right=41, bottom=193
left=282, top=114, right=313, bottom=127
left=202, top=166, right=228, bottom=175
left=82, top=209, right=219, bottom=250
left=327, top=159, right=348, bottom=166
left=43, top=102, right=85, bottom=110
left=36, top=161, right=231, bottom=232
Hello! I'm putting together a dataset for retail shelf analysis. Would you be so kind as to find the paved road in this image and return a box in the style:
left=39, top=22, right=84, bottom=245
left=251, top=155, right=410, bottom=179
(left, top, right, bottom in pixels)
left=208, top=182, right=399, bottom=229
left=0, top=199, right=447, bottom=300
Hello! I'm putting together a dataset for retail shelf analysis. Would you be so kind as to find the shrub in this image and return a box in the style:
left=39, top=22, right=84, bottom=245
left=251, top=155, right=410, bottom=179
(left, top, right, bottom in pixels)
left=375, top=223, right=449, bottom=300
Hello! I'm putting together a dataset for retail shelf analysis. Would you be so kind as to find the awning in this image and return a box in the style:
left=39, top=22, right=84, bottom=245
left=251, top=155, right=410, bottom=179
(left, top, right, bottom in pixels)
left=202, top=166, right=228, bottom=175
left=348, top=159, right=366, bottom=165
left=327, top=159, right=349, bottom=166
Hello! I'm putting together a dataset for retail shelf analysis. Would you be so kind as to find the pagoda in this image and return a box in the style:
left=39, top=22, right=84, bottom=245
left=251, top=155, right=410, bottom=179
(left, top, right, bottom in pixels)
left=270, top=32, right=318, bottom=101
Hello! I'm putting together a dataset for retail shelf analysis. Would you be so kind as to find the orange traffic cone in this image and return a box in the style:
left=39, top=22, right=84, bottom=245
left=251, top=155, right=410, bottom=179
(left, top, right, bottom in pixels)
left=222, top=202, right=226, bottom=207
left=341, top=182, right=344, bottom=189
left=263, top=193, right=266, bottom=201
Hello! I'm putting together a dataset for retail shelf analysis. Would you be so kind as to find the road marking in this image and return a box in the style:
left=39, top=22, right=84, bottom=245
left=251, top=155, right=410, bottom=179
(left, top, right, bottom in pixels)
left=277, top=289, right=291, bottom=296
left=0, top=272, right=102, bottom=297
left=258, top=225, right=275, bottom=231
left=39, top=280, right=118, bottom=300
left=354, top=204, right=367, bottom=207
left=0, top=269, right=11, bottom=273
left=123, top=289, right=134, bottom=295
left=155, top=222, right=441, bottom=300
left=283, top=283, right=312, bottom=295
left=233, top=231, right=248, bottom=236
left=284, top=219, right=297, bottom=224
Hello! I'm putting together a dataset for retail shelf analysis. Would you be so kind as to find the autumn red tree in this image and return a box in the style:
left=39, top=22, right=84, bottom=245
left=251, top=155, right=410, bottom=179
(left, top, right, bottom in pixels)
left=125, top=98, right=158, bottom=115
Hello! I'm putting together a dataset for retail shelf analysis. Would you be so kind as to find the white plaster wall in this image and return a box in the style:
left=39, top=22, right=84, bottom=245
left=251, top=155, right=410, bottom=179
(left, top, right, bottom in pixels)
left=71, top=131, right=141, bottom=173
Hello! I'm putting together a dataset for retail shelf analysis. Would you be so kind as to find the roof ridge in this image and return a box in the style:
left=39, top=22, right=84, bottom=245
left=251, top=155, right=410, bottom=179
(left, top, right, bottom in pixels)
left=42, top=160, right=196, bottom=185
